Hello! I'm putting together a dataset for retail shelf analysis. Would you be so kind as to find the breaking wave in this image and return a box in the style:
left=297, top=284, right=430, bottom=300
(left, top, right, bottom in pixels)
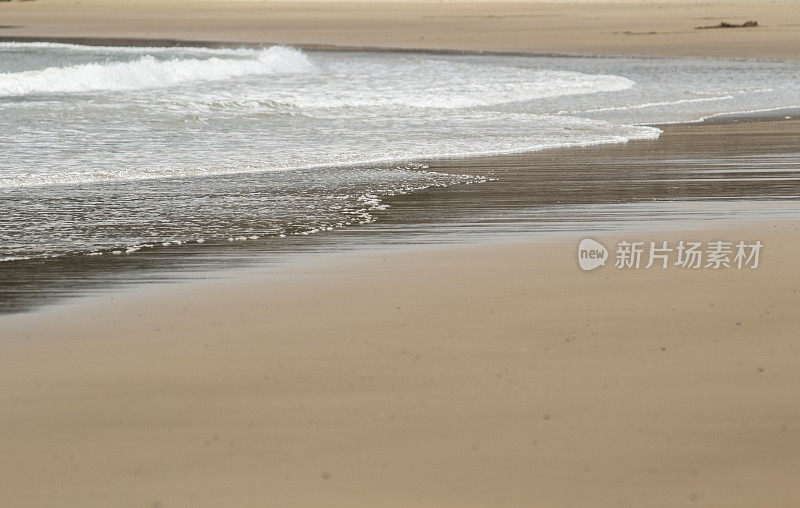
left=0, top=46, right=312, bottom=96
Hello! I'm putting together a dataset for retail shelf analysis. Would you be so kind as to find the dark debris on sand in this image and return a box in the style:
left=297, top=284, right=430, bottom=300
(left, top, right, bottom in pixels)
left=696, top=20, right=758, bottom=29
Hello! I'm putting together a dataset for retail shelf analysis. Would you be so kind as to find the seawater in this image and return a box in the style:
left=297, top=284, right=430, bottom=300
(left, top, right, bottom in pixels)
left=1, top=43, right=798, bottom=261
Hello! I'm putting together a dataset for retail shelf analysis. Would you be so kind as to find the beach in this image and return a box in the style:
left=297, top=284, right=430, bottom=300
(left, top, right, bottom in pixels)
left=2, top=0, right=800, bottom=506
left=3, top=115, right=800, bottom=504
left=3, top=221, right=800, bottom=506
left=1, top=0, right=799, bottom=60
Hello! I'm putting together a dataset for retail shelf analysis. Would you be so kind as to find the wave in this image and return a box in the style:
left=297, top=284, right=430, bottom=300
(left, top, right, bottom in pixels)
left=557, top=95, right=736, bottom=115
left=0, top=46, right=312, bottom=96
left=0, top=117, right=661, bottom=189
left=288, top=68, right=636, bottom=110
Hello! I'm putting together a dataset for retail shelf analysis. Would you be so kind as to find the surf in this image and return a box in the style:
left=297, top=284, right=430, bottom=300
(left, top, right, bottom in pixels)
left=0, top=46, right=312, bottom=96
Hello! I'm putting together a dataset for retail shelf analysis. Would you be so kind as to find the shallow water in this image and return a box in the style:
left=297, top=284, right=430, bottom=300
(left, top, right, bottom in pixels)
left=2, top=44, right=799, bottom=262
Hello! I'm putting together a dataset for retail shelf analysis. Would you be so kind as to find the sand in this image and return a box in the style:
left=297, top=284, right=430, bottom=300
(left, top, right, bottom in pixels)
left=2, top=1, right=800, bottom=505
left=0, top=0, right=799, bottom=60
left=2, top=222, right=800, bottom=506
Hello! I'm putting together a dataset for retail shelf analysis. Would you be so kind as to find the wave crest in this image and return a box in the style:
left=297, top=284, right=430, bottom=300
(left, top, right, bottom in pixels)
left=0, top=46, right=312, bottom=96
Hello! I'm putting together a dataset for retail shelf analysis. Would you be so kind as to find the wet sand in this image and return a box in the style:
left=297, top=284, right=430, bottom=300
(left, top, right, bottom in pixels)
left=2, top=223, right=800, bottom=506
left=2, top=117, right=800, bottom=506
left=0, top=0, right=799, bottom=60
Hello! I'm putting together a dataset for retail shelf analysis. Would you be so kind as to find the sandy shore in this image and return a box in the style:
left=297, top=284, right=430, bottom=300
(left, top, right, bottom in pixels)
left=2, top=221, right=800, bottom=506
left=2, top=117, right=800, bottom=507
left=2, top=1, right=800, bottom=504
left=4, top=116, right=800, bottom=314
left=0, top=0, right=798, bottom=60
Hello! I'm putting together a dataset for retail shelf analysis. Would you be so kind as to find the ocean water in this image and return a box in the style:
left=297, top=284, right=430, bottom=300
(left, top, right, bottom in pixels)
left=1, top=43, right=799, bottom=262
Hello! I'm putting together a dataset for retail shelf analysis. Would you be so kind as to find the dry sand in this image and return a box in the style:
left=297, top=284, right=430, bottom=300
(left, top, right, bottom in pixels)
left=2, top=223, right=800, bottom=506
left=0, top=0, right=799, bottom=60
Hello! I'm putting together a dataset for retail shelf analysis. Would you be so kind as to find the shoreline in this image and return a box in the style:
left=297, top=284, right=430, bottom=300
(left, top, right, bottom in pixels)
left=0, top=35, right=651, bottom=59
left=2, top=114, right=800, bottom=314
left=1, top=34, right=798, bottom=64
left=0, top=35, right=791, bottom=63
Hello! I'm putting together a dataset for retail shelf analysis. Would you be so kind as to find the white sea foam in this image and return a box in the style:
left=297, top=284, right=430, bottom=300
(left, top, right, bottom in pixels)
left=557, top=95, right=736, bottom=115
left=0, top=46, right=311, bottom=96
left=284, top=68, right=636, bottom=109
